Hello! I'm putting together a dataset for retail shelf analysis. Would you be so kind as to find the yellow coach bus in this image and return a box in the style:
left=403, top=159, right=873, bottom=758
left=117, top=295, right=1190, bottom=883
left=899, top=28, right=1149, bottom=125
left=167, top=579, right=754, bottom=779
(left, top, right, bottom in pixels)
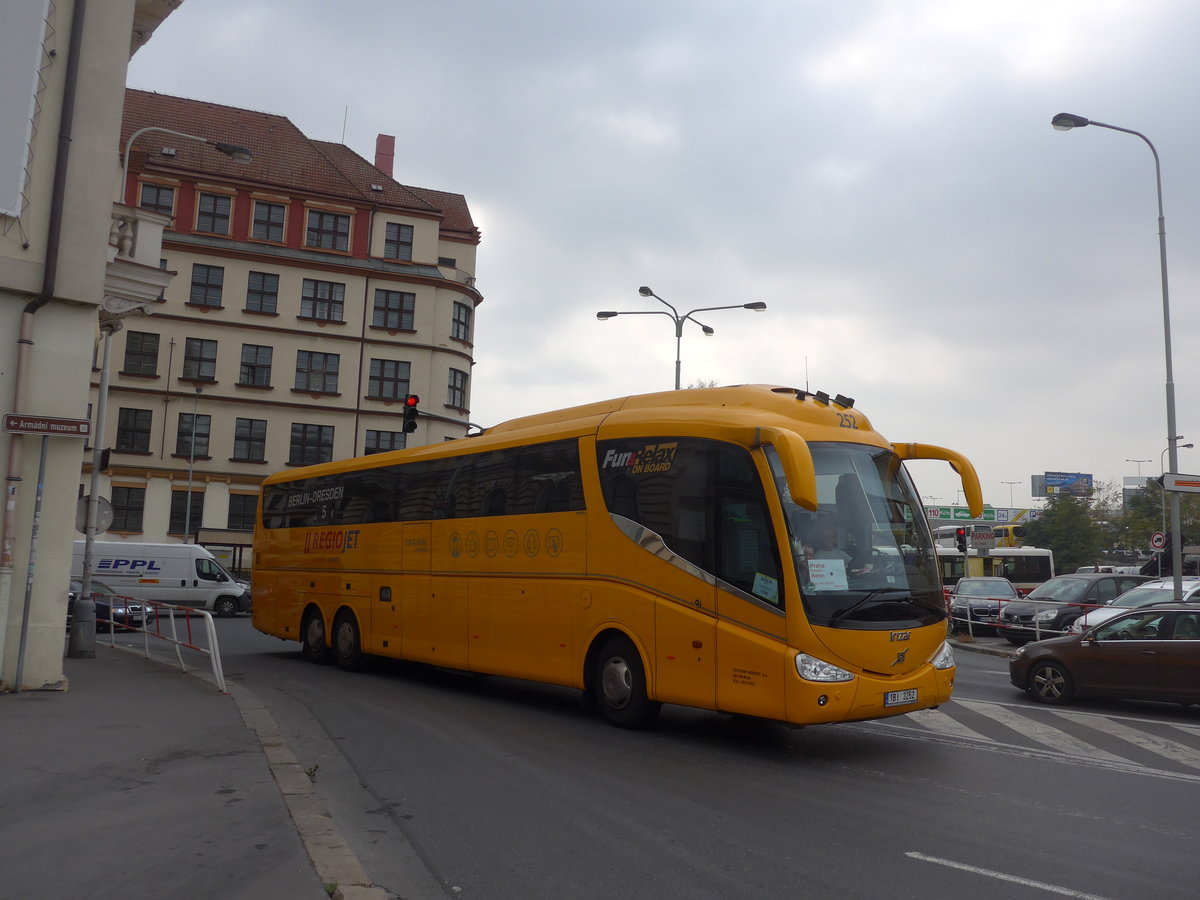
left=252, top=385, right=982, bottom=729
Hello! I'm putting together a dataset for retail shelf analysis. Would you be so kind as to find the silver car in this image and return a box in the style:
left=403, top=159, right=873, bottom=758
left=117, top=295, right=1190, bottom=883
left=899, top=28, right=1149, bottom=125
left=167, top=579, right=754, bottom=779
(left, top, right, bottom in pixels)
left=1067, top=577, right=1200, bottom=633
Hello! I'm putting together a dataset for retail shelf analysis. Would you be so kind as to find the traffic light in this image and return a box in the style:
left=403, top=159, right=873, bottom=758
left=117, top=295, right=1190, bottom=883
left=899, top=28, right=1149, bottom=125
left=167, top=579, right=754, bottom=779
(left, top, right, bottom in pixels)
left=955, top=527, right=967, bottom=553
left=403, top=394, right=420, bottom=433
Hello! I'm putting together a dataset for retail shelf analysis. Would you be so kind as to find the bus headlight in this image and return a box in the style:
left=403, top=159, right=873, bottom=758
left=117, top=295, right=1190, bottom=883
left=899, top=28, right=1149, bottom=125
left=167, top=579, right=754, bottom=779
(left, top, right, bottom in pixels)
left=795, top=653, right=855, bottom=683
left=931, top=641, right=955, bottom=670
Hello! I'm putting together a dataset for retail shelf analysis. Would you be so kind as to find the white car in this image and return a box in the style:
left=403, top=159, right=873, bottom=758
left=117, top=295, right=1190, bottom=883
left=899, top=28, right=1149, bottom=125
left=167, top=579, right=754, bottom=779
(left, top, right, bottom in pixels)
left=1067, top=577, right=1200, bottom=633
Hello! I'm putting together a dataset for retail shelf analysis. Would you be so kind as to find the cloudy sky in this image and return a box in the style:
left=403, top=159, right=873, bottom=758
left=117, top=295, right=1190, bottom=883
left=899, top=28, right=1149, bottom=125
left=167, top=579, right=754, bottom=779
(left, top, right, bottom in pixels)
left=128, top=0, right=1200, bottom=514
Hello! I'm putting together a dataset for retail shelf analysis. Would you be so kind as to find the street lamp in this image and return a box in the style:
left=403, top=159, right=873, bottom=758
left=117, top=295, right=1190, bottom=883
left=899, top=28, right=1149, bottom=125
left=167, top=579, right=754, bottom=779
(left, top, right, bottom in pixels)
left=1126, top=458, right=1152, bottom=476
left=1053, top=112, right=1184, bottom=600
left=596, top=286, right=767, bottom=389
left=121, top=126, right=252, bottom=204
left=1002, top=481, right=1019, bottom=508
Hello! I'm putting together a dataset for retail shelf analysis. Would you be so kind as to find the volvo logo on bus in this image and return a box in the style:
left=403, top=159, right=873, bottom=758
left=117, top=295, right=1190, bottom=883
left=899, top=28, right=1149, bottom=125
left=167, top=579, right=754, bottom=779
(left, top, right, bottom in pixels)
left=891, top=648, right=909, bottom=667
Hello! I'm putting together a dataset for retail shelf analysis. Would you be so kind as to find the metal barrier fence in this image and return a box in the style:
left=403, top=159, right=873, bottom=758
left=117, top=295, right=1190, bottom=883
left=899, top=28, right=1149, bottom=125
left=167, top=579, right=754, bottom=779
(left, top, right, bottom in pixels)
left=947, top=597, right=1109, bottom=643
left=98, top=600, right=227, bottom=692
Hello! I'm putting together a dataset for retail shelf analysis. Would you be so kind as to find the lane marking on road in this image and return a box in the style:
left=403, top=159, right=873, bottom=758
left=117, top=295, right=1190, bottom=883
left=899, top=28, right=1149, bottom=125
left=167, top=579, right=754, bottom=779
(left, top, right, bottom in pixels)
left=952, top=699, right=1131, bottom=763
left=903, top=707, right=992, bottom=741
left=905, top=851, right=1113, bottom=899
left=862, top=718, right=1200, bottom=784
left=1051, top=710, right=1200, bottom=770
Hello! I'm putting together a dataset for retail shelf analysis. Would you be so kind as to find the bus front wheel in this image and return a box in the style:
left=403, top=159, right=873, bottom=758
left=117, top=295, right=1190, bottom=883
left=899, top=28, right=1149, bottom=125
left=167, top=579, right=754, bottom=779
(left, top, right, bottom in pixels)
left=593, top=635, right=660, bottom=729
left=333, top=610, right=367, bottom=672
left=301, top=609, right=331, bottom=664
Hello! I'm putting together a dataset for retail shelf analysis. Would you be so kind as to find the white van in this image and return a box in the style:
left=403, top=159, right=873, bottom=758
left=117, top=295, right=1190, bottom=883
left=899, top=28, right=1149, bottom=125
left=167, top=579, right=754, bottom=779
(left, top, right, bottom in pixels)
left=72, top=541, right=250, bottom=617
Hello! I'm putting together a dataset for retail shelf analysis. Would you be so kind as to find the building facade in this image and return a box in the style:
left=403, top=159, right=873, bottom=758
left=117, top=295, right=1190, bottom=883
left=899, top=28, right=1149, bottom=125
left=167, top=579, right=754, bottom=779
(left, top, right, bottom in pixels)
left=0, top=1, right=180, bottom=690
left=88, top=91, right=481, bottom=562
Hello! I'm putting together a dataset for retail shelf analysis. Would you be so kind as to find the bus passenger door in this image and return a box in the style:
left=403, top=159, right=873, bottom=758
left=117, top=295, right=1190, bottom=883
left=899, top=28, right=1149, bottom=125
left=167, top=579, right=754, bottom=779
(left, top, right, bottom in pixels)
left=714, top=493, right=789, bottom=719
left=400, top=524, right=433, bottom=663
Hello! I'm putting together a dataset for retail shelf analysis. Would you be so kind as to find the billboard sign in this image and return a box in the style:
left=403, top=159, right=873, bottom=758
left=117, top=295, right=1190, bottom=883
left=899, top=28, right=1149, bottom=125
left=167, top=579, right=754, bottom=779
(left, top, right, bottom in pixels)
left=1044, top=471, right=1093, bottom=497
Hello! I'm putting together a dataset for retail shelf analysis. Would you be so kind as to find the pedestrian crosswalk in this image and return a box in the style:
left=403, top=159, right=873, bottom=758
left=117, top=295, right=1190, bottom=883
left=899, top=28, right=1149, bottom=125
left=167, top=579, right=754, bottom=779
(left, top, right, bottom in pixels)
left=864, top=697, right=1200, bottom=779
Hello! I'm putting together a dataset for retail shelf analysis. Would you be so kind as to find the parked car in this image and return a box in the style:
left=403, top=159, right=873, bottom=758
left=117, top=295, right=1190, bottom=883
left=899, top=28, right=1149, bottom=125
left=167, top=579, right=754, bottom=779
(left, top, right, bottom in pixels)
left=66, top=579, right=150, bottom=632
left=1068, top=577, right=1200, bottom=633
left=948, top=576, right=1021, bottom=634
left=998, top=573, right=1152, bottom=645
left=1009, top=606, right=1200, bottom=705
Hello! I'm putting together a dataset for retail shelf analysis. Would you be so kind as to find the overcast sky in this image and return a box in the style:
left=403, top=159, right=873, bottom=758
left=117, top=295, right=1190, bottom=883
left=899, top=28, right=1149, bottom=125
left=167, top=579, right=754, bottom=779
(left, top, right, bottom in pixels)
left=127, top=0, right=1200, bottom=513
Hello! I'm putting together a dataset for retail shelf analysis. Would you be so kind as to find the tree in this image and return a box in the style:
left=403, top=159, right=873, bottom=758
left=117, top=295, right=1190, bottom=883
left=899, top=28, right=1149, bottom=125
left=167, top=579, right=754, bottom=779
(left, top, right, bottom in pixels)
left=1024, top=495, right=1105, bottom=574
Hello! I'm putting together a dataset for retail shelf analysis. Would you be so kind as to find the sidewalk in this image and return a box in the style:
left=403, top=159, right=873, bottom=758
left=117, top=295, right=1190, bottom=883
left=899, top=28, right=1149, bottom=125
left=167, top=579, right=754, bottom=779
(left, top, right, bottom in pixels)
left=0, top=646, right=331, bottom=900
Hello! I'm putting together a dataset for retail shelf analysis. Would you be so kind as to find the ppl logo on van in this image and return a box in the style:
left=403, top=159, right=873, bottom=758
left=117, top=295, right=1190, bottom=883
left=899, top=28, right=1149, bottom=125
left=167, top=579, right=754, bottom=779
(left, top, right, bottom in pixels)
left=97, top=558, right=163, bottom=573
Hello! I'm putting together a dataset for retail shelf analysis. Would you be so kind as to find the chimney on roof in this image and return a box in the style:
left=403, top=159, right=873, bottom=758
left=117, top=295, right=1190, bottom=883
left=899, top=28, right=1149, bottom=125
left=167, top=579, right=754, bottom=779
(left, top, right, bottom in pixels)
left=375, top=134, right=395, bottom=177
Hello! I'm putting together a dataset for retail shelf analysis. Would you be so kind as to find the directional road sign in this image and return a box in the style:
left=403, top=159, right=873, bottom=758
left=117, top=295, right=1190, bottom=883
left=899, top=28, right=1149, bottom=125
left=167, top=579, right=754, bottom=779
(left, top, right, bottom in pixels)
left=3, top=413, right=91, bottom=437
left=1161, top=473, right=1200, bottom=494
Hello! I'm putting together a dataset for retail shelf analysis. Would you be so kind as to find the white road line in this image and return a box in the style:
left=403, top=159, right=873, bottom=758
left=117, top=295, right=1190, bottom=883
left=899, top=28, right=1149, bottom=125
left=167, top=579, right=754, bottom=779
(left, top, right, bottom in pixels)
left=953, top=699, right=1131, bottom=763
left=1051, top=710, right=1200, bottom=770
left=903, top=707, right=992, bottom=741
left=906, top=851, right=1113, bottom=899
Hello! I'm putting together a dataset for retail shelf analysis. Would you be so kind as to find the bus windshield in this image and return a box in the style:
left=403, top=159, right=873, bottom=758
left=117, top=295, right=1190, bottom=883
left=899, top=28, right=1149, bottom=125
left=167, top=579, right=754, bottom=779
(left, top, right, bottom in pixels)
left=767, top=442, right=943, bottom=628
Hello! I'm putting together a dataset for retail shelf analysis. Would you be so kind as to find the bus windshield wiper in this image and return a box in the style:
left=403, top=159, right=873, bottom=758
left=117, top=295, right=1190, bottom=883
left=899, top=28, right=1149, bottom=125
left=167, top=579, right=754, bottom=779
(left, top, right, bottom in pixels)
left=830, top=588, right=910, bottom=625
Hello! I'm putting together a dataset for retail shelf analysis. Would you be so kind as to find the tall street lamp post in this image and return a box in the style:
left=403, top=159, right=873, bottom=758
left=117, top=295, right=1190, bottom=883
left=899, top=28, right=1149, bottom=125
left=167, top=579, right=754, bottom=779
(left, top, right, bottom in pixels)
left=70, top=126, right=254, bottom=658
left=1052, top=112, right=1184, bottom=599
left=1126, top=458, right=1151, bottom=476
left=1002, top=481, right=1019, bottom=508
left=597, top=286, right=766, bottom=390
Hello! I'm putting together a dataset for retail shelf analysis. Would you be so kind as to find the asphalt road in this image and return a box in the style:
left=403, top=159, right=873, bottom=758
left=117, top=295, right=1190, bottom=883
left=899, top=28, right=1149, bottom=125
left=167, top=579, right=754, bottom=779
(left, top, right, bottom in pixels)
left=189, top=618, right=1200, bottom=899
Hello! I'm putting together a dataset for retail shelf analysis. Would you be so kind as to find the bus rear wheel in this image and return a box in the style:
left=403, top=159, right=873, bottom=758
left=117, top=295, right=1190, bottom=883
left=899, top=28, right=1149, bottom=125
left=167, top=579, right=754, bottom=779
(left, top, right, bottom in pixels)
left=333, top=610, right=367, bottom=672
left=593, top=635, right=660, bottom=729
left=301, top=609, right=330, bottom=664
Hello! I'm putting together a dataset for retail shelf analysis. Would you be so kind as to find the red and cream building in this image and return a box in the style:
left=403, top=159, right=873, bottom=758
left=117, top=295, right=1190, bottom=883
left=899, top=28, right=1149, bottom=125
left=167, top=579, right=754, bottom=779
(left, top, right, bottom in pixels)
left=91, top=90, right=482, bottom=554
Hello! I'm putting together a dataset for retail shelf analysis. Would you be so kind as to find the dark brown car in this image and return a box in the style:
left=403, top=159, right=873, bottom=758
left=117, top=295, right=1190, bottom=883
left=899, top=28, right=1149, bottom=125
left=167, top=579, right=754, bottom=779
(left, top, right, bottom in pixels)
left=1009, top=605, right=1200, bottom=705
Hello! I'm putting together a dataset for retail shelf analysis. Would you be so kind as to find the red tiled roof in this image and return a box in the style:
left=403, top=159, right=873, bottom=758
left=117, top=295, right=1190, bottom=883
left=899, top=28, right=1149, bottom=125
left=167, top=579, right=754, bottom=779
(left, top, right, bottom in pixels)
left=121, top=90, right=479, bottom=241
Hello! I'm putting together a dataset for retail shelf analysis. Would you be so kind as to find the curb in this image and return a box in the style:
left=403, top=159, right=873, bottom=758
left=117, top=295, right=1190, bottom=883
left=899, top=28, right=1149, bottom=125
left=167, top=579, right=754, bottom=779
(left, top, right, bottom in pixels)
left=949, top=637, right=1016, bottom=660
left=110, top=643, right=394, bottom=900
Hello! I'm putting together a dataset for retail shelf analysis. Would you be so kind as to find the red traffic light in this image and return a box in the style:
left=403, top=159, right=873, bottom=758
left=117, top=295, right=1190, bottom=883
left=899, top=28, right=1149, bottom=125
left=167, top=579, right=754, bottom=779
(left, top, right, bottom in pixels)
left=405, top=394, right=420, bottom=408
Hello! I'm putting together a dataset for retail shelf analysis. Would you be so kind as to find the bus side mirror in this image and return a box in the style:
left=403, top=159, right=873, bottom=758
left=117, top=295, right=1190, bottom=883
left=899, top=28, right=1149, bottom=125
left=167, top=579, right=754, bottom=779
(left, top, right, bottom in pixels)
left=753, top=427, right=818, bottom=511
left=892, top=442, right=983, bottom=518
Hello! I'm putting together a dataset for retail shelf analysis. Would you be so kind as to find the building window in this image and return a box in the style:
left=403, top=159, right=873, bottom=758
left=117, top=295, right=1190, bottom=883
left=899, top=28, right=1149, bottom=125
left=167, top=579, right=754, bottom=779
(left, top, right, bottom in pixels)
left=233, top=417, right=267, bottom=461
left=372, top=289, right=415, bottom=330
left=115, top=408, right=152, bottom=452
left=367, top=358, right=410, bottom=400
left=306, top=210, right=350, bottom=251
left=448, top=368, right=469, bottom=410
left=289, top=423, right=334, bottom=466
left=451, top=301, right=472, bottom=342
left=169, top=490, right=205, bottom=534
left=176, top=412, right=211, bottom=457
left=227, top=494, right=258, bottom=531
left=122, top=331, right=160, bottom=375
left=182, top=337, right=218, bottom=381
left=383, top=222, right=413, bottom=261
left=239, top=344, right=273, bottom=386
left=139, top=184, right=175, bottom=216
left=437, top=256, right=456, bottom=268
left=245, top=271, right=279, bottom=313
left=295, top=350, right=340, bottom=393
left=300, top=279, right=345, bottom=321
left=111, top=486, right=146, bottom=532
left=252, top=201, right=286, bottom=242
left=365, top=430, right=406, bottom=455
left=195, top=192, right=232, bottom=235
left=189, top=264, right=224, bottom=307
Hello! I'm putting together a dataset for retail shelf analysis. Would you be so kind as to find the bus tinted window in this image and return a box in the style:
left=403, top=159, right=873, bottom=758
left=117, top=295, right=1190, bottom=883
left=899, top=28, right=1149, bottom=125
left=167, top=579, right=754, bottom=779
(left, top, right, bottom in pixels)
left=597, top=437, right=784, bottom=607
left=261, top=438, right=584, bottom=528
